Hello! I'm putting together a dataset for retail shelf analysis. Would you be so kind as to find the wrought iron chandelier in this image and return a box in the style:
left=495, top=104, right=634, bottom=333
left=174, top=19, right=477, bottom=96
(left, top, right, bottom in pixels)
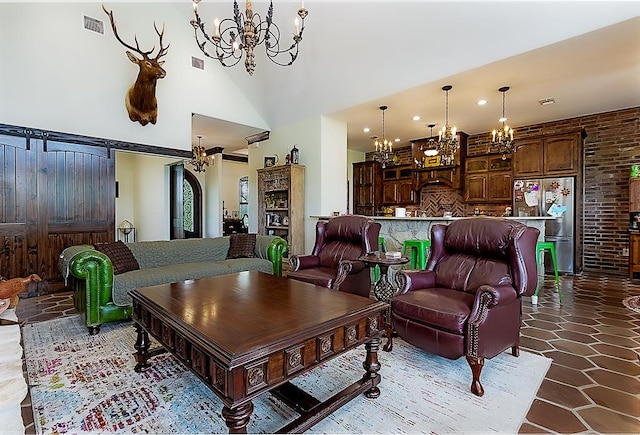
left=190, top=136, right=210, bottom=173
left=190, top=0, right=308, bottom=76
left=491, top=86, right=515, bottom=160
left=372, top=105, right=394, bottom=168
left=438, top=85, right=458, bottom=166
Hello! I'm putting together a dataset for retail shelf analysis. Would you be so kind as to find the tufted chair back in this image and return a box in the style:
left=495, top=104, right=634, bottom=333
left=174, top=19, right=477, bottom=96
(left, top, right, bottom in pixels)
left=427, top=218, right=538, bottom=297
left=287, top=215, right=380, bottom=297
left=315, top=216, right=379, bottom=269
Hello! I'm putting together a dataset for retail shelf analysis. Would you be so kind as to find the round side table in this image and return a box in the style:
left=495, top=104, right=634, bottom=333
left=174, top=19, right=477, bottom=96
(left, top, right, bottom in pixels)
left=359, top=254, right=409, bottom=351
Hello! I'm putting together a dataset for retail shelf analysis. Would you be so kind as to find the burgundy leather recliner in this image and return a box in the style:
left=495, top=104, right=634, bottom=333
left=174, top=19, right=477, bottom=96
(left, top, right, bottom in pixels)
left=391, top=218, right=539, bottom=396
left=287, top=215, right=380, bottom=298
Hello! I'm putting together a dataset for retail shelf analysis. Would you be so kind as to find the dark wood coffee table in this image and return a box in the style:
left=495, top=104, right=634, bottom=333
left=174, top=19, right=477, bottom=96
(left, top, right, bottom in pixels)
left=130, top=271, right=387, bottom=433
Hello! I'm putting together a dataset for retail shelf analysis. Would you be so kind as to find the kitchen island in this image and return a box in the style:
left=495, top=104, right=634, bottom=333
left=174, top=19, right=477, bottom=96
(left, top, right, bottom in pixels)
left=311, top=216, right=554, bottom=252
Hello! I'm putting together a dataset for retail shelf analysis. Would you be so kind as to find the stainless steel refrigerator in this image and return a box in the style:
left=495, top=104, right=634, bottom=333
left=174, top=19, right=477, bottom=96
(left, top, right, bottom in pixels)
left=513, top=177, right=575, bottom=274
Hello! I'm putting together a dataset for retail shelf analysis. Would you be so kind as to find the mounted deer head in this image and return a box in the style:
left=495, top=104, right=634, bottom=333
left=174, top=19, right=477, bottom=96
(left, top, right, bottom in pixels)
left=103, top=5, right=169, bottom=126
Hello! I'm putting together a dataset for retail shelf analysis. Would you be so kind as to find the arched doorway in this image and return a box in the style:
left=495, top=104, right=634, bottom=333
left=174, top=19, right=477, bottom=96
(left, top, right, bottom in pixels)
left=170, top=164, right=203, bottom=239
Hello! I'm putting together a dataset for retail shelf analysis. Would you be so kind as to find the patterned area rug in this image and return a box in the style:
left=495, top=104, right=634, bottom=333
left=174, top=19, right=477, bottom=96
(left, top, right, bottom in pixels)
left=22, top=316, right=551, bottom=434
left=622, top=295, right=640, bottom=313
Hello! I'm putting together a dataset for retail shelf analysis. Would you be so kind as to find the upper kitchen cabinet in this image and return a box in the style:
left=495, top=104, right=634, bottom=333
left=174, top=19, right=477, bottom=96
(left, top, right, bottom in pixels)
left=353, top=161, right=382, bottom=216
left=382, top=164, right=415, bottom=205
left=513, top=131, right=583, bottom=178
left=464, top=155, right=512, bottom=203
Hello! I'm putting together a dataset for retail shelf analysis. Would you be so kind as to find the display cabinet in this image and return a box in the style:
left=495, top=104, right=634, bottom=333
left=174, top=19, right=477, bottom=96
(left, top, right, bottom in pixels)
left=382, top=164, right=414, bottom=205
left=257, top=164, right=305, bottom=256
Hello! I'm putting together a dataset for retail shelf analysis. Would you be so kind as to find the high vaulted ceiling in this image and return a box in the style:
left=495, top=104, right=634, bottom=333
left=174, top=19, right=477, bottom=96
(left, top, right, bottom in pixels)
left=190, top=1, right=640, bottom=155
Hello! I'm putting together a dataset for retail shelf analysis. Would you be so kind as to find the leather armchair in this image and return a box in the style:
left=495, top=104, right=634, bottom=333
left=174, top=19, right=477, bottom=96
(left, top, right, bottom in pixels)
left=287, top=215, right=381, bottom=298
left=391, top=218, right=539, bottom=396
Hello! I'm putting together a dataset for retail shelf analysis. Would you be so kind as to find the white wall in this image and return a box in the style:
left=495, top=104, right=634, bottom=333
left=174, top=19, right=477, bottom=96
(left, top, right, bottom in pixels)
left=0, top=2, right=269, bottom=150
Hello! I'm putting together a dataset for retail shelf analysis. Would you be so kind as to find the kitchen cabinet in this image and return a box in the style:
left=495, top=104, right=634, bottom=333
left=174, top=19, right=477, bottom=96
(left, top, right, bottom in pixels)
left=630, top=232, right=640, bottom=279
left=352, top=161, right=382, bottom=216
left=258, top=164, right=305, bottom=256
left=464, top=155, right=512, bottom=203
left=382, top=165, right=415, bottom=205
left=513, top=131, right=582, bottom=178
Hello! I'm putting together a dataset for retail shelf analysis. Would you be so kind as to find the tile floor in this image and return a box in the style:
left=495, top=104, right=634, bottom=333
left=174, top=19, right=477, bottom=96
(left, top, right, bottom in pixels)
left=15, top=272, right=640, bottom=434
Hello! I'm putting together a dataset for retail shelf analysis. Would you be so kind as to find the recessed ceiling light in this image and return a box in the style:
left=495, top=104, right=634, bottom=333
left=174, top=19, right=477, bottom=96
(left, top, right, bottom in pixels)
left=395, top=138, right=400, bottom=142
left=477, top=99, right=487, bottom=106
left=363, top=127, right=370, bottom=133
left=538, top=97, right=555, bottom=106
left=412, top=115, right=421, bottom=121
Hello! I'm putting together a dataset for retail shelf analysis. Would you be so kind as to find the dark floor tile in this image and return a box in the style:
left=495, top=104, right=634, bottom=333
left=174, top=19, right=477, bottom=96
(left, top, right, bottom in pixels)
left=543, top=350, right=596, bottom=371
left=554, top=329, right=598, bottom=344
left=536, top=379, right=592, bottom=408
left=591, top=343, right=640, bottom=360
left=520, top=335, right=555, bottom=352
left=559, top=323, right=600, bottom=335
left=578, top=406, right=640, bottom=433
left=589, top=355, right=640, bottom=376
left=526, top=399, right=588, bottom=433
left=520, top=327, right=558, bottom=341
left=585, top=368, right=640, bottom=395
left=583, top=386, right=640, bottom=417
left=546, top=363, right=595, bottom=387
left=548, top=339, right=595, bottom=356
left=593, top=333, right=640, bottom=348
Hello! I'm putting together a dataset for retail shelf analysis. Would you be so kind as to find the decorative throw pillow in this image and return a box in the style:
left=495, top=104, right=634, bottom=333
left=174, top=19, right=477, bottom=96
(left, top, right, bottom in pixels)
left=95, top=240, right=140, bottom=275
left=227, top=233, right=256, bottom=259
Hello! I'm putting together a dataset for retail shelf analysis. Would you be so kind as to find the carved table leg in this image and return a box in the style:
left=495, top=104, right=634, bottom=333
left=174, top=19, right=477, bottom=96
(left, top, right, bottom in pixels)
left=362, top=337, right=381, bottom=399
left=134, top=323, right=151, bottom=373
left=222, top=401, right=254, bottom=434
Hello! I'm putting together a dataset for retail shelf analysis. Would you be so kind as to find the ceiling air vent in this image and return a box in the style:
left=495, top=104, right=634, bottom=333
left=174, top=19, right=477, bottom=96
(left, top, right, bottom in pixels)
left=538, top=97, right=555, bottom=106
left=192, top=56, right=205, bottom=70
left=83, top=16, right=104, bottom=34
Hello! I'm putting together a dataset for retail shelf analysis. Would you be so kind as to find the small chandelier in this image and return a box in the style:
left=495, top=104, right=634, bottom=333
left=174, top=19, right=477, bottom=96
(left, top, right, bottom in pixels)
left=438, top=85, right=458, bottom=166
left=190, top=0, right=308, bottom=76
left=491, top=86, right=515, bottom=160
left=421, top=124, right=439, bottom=157
left=190, top=135, right=211, bottom=173
left=372, top=105, right=394, bottom=168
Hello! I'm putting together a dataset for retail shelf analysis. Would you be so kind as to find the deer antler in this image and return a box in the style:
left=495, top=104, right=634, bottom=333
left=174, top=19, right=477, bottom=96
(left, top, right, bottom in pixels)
left=152, top=22, right=170, bottom=61
left=102, top=5, right=169, bottom=59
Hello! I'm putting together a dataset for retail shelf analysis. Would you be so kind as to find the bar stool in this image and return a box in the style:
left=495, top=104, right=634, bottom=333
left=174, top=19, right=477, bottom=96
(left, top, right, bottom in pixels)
left=373, top=237, right=387, bottom=282
left=402, top=240, right=431, bottom=270
left=531, top=241, right=562, bottom=304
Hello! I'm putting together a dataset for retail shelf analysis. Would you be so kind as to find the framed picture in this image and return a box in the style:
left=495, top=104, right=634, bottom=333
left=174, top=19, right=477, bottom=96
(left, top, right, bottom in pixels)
left=264, top=156, right=277, bottom=167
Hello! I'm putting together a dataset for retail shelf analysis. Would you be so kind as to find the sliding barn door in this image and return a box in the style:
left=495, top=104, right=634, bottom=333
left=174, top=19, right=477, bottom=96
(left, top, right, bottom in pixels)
left=0, top=133, right=114, bottom=286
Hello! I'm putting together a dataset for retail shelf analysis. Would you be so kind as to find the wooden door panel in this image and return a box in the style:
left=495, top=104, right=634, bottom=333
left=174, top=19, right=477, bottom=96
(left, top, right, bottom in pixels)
left=41, top=143, right=114, bottom=279
left=0, top=134, right=38, bottom=279
left=1, top=132, right=114, bottom=283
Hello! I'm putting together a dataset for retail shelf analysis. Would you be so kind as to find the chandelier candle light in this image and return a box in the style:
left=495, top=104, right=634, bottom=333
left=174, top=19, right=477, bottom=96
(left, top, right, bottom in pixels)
left=190, top=0, right=308, bottom=76
left=437, top=85, right=458, bottom=166
left=190, top=135, right=210, bottom=173
left=372, top=105, right=394, bottom=168
left=491, top=86, right=515, bottom=160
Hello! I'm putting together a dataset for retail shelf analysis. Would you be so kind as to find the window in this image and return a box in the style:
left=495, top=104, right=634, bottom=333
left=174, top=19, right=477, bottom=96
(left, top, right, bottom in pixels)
left=239, top=176, right=249, bottom=225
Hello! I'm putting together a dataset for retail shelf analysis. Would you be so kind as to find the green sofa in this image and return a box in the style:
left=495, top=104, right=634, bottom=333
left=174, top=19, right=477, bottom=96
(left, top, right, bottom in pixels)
left=61, top=235, right=287, bottom=334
